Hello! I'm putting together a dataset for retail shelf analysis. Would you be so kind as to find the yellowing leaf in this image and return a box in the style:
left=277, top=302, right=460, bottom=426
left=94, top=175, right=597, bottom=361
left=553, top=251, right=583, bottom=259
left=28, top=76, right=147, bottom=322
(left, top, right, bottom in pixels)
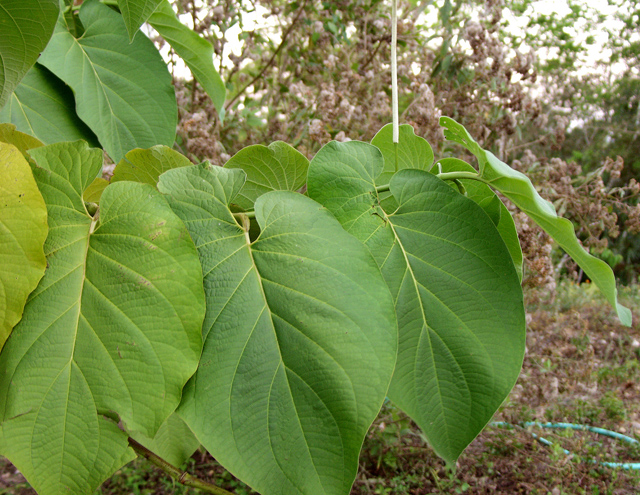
left=0, top=142, right=47, bottom=349
left=0, top=141, right=205, bottom=494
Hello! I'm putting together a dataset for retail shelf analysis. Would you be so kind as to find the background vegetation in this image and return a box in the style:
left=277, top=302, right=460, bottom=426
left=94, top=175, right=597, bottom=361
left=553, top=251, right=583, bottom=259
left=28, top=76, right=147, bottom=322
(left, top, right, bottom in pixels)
left=164, top=0, right=639, bottom=285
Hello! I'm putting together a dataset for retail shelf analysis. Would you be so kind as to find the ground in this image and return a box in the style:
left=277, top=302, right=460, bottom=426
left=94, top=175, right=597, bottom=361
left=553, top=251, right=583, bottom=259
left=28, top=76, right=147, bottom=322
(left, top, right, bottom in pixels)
left=2, top=281, right=639, bottom=495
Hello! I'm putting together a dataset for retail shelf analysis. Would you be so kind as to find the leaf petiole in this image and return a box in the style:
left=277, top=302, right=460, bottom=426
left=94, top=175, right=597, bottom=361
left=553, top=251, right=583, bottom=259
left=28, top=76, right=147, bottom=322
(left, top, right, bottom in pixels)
left=375, top=170, right=485, bottom=195
left=128, top=438, right=235, bottom=495
left=437, top=170, right=484, bottom=182
left=233, top=210, right=256, bottom=221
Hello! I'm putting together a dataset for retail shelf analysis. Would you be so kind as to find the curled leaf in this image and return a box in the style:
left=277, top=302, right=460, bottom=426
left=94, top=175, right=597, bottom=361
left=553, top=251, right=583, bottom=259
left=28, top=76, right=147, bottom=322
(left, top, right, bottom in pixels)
left=440, top=116, right=631, bottom=327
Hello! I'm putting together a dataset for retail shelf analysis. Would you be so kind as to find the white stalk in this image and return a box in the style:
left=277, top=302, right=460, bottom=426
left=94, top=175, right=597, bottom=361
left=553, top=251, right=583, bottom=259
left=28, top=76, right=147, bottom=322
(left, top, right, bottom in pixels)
left=391, top=0, right=399, bottom=143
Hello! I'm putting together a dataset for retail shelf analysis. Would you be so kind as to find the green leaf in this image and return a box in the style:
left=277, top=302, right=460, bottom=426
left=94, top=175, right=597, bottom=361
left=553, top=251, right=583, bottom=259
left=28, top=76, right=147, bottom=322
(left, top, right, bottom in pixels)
left=148, top=0, right=226, bottom=116
left=435, top=157, right=523, bottom=282
left=112, top=145, right=193, bottom=186
left=0, top=123, right=43, bottom=158
left=38, top=0, right=177, bottom=162
left=440, top=116, right=632, bottom=327
left=117, top=0, right=163, bottom=42
left=0, top=141, right=205, bottom=495
left=477, top=194, right=501, bottom=224
left=0, top=64, right=99, bottom=146
left=307, top=141, right=525, bottom=464
left=132, top=413, right=200, bottom=468
left=371, top=124, right=435, bottom=212
left=158, top=164, right=397, bottom=495
left=0, top=142, right=48, bottom=350
left=83, top=177, right=109, bottom=203
left=223, top=141, right=309, bottom=210
left=0, top=0, right=59, bottom=109
left=371, top=123, right=434, bottom=185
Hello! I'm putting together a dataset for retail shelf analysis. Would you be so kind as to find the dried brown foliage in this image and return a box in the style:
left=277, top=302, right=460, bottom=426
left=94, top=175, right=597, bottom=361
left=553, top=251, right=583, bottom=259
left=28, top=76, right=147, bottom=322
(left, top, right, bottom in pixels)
left=162, top=0, right=640, bottom=288
left=168, top=0, right=540, bottom=156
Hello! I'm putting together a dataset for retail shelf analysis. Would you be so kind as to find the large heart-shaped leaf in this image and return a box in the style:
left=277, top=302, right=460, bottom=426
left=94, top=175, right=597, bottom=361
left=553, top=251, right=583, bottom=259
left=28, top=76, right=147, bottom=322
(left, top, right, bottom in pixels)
left=0, top=142, right=47, bottom=350
left=38, top=0, right=177, bottom=162
left=117, top=0, right=163, bottom=41
left=440, top=117, right=632, bottom=327
left=0, top=0, right=59, bottom=109
left=0, top=64, right=99, bottom=146
left=158, top=164, right=397, bottom=495
left=307, top=141, right=525, bottom=464
left=223, top=141, right=309, bottom=210
left=149, top=0, right=226, bottom=116
left=0, top=141, right=205, bottom=495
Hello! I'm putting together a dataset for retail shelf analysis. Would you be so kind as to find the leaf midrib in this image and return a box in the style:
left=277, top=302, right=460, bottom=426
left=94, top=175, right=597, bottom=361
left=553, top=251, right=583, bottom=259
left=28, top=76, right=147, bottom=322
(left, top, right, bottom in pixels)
left=56, top=211, right=96, bottom=485
left=62, top=30, right=116, bottom=129
left=239, top=235, right=327, bottom=494
left=382, top=210, right=452, bottom=448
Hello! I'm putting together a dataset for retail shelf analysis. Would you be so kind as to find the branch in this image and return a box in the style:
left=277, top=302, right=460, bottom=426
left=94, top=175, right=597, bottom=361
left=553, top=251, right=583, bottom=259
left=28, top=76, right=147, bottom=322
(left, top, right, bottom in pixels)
left=225, top=0, right=309, bottom=112
left=128, top=437, right=235, bottom=495
left=358, top=36, right=388, bottom=73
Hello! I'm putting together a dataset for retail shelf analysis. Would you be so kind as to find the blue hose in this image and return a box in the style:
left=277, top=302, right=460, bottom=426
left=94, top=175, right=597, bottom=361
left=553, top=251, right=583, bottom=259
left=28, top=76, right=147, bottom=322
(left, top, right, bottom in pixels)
left=490, top=421, right=640, bottom=470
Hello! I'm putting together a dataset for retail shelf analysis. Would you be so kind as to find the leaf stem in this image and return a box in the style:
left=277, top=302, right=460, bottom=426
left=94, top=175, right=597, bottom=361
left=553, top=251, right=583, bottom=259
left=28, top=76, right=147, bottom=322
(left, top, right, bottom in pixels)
left=374, top=170, right=485, bottom=194
left=128, top=438, right=235, bottom=495
left=233, top=210, right=256, bottom=220
left=394, top=142, right=399, bottom=173
left=437, top=171, right=484, bottom=182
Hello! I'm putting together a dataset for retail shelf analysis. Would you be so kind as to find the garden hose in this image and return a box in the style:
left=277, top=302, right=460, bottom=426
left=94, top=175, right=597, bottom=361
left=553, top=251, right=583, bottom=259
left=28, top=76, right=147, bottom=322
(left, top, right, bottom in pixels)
left=490, top=421, right=640, bottom=470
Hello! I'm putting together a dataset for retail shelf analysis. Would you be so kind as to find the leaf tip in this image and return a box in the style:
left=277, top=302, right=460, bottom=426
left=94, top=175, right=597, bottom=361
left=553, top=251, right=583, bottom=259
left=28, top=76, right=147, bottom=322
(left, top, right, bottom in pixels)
left=439, top=116, right=455, bottom=128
